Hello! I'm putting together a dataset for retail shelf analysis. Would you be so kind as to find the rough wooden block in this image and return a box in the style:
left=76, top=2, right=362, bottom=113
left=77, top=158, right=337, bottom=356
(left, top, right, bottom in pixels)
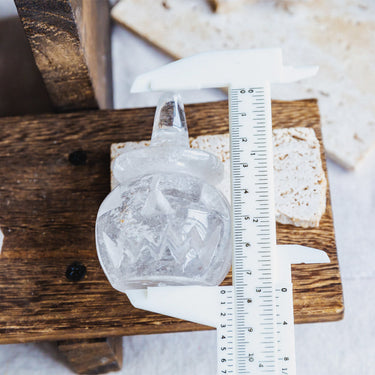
left=14, top=0, right=113, bottom=111
left=58, top=337, right=123, bottom=374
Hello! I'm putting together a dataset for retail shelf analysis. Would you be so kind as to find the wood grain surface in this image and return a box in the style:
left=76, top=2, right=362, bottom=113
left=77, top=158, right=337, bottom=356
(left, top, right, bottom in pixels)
left=14, top=0, right=113, bottom=111
left=57, top=337, right=123, bottom=374
left=0, top=100, right=344, bottom=344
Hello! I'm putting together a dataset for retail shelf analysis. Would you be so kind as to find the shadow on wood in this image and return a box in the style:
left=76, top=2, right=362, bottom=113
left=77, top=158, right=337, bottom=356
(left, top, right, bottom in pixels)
left=0, top=17, right=53, bottom=117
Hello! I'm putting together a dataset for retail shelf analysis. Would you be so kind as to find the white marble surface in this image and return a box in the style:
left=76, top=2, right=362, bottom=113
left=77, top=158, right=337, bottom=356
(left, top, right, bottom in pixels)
left=0, top=2, right=375, bottom=374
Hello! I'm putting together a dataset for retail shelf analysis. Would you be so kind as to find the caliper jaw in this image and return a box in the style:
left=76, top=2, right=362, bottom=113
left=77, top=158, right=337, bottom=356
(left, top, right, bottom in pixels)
left=125, top=245, right=330, bottom=327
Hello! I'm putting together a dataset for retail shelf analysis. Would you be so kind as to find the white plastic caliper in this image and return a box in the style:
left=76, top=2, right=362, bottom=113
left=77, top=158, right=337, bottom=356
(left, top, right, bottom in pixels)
left=126, top=49, right=328, bottom=375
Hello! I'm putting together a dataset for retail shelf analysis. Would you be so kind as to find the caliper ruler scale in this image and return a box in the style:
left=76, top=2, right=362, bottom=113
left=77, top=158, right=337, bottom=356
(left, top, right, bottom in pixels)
left=229, top=84, right=278, bottom=374
left=126, top=49, right=328, bottom=375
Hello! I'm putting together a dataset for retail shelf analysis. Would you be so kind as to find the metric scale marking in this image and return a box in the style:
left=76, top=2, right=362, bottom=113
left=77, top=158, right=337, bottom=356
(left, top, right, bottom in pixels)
left=217, top=281, right=296, bottom=375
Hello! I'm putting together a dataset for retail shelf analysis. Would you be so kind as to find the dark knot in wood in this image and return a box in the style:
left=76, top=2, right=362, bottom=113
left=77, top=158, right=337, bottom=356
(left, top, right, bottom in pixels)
left=69, top=150, right=87, bottom=165
left=66, top=262, right=87, bottom=282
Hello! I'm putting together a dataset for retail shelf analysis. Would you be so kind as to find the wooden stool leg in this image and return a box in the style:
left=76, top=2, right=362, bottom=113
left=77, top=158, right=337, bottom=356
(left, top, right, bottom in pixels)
left=57, top=337, right=123, bottom=374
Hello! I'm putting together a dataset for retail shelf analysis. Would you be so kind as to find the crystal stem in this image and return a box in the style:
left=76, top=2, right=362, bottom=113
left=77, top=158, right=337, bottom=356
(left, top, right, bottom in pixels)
left=151, top=92, right=189, bottom=148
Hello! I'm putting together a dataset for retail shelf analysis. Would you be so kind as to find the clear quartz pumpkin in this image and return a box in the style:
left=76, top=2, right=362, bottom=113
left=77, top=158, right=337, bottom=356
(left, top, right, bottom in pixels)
left=95, top=93, right=231, bottom=291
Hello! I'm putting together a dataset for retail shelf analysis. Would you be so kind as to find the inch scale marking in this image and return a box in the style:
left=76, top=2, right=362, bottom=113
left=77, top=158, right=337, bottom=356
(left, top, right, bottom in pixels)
left=230, top=84, right=278, bottom=374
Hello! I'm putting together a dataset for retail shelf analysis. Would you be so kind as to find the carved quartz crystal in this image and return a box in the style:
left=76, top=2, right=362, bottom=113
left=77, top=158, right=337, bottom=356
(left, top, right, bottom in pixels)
left=96, top=93, right=231, bottom=291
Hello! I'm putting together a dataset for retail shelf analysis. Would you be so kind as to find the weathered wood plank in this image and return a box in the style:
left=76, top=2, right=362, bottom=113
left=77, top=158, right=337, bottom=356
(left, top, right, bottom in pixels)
left=14, top=0, right=113, bottom=111
left=0, top=100, right=343, bottom=344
